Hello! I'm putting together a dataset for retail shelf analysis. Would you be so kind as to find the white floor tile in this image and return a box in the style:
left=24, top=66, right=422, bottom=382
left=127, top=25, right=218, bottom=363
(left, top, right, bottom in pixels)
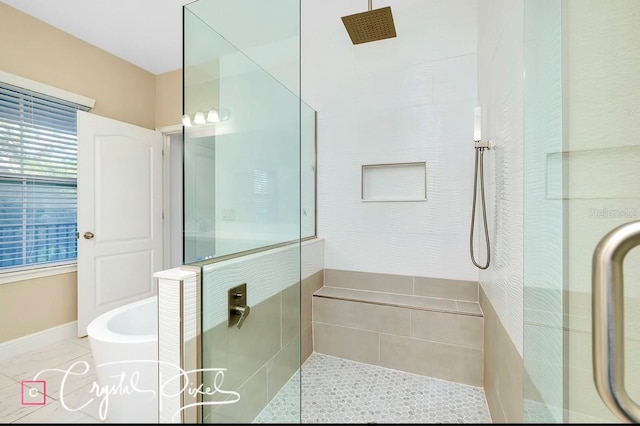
left=0, top=374, right=16, bottom=391
left=0, top=341, right=90, bottom=382
left=12, top=400, right=100, bottom=424
left=0, top=382, right=46, bottom=423
left=71, top=337, right=92, bottom=350
left=58, top=381, right=106, bottom=422
left=23, top=353, right=97, bottom=400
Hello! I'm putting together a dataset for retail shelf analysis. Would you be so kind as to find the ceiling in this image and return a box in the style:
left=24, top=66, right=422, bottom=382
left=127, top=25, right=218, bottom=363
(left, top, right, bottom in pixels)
left=2, top=0, right=192, bottom=75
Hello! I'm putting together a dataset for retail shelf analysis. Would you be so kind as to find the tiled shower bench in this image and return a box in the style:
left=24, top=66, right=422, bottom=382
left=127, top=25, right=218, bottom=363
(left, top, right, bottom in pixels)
left=311, top=271, right=484, bottom=387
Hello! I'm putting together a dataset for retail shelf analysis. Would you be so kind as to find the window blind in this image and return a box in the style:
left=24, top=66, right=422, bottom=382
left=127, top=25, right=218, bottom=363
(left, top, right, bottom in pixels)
left=0, top=82, right=90, bottom=270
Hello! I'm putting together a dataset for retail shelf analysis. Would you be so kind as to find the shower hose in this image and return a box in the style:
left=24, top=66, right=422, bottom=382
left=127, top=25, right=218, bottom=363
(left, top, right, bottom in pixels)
left=470, top=147, right=490, bottom=270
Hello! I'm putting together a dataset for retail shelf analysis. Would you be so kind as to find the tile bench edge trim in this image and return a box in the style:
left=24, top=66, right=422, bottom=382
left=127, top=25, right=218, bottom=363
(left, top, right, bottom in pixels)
left=313, top=293, right=483, bottom=318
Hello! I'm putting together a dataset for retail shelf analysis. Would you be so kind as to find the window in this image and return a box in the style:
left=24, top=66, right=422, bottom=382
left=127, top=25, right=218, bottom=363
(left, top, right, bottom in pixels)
left=0, top=82, right=90, bottom=271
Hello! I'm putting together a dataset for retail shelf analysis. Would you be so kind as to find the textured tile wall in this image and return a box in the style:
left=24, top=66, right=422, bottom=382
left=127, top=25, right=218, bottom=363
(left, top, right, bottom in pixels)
left=201, top=239, right=324, bottom=330
left=477, top=0, right=524, bottom=355
left=477, top=1, right=525, bottom=422
left=302, top=0, right=480, bottom=281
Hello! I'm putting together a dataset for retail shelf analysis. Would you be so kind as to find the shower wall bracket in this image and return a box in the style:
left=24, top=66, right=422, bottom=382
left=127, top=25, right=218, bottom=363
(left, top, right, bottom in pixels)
left=474, top=140, right=492, bottom=149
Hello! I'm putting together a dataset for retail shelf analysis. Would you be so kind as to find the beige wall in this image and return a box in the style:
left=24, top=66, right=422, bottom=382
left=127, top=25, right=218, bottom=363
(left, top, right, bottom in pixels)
left=156, top=69, right=183, bottom=128
left=0, top=2, right=176, bottom=345
left=0, top=2, right=156, bottom=130
left=0, top=273, right=77, bottom=343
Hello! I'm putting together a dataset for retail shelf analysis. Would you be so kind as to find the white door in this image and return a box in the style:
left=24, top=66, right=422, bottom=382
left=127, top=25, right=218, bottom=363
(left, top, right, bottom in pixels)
left=77, top=111, right=163, bottom=336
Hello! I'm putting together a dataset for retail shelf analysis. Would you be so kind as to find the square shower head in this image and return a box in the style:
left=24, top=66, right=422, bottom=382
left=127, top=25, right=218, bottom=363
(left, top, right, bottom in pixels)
left=341, top=6, right=397, bottom=45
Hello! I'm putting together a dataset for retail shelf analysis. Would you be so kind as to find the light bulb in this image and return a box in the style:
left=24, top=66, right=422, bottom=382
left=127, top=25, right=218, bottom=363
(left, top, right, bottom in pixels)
left=206, top=109, right=220, bottom=123
left=182, top=114, right=192, bottom=127
left=193, top=111, right=206, bottom=125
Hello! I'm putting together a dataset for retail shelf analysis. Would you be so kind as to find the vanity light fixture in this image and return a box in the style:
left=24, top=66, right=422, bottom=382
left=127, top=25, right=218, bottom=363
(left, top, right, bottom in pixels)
left=206, top=109, right=220, bottom=123
left=193, top=111, right=206, bottom=125
left=182, top=108, right=228, bottom=127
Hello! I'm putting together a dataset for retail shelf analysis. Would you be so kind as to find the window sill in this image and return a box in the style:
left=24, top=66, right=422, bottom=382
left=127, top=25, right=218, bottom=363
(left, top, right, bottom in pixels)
left=0, top=263, right=77, bottom=285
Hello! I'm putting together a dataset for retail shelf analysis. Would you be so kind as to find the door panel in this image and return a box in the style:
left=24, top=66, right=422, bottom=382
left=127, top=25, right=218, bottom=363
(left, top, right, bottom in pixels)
left=95, top=134, right=154, bottom=242
left=524, top=0, right=640, bottom=422
left=77, top=111, right=163, bottom=336
left=565, top=0, right=640, bottom=421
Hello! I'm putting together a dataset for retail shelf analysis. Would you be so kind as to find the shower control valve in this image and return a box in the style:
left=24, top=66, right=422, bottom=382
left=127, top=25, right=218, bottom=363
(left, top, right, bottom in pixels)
left=228, top=283, right=251, bottom=329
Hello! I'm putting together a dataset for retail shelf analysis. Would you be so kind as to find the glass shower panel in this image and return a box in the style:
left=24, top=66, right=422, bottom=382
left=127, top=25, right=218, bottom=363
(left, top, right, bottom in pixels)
left=524, top=0, right=640, bottom=422
left=563, top=0, right=640, bottom=422
left=183, top=0, right=301, bottom=423
left=182, top=6, right=224, bottom=263
left=185, top=0, right=300, bottom=98
left=523, top=0, right=565, bottom=421
left=184, top=1, right=302, bottom=262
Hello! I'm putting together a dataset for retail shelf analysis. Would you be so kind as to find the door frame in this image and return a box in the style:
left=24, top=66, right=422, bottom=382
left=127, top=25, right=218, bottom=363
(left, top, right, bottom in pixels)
left=157, top=124, right=183, bottom=269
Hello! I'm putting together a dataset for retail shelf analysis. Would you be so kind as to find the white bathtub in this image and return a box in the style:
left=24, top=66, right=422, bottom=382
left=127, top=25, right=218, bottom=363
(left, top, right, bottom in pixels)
left=87, top=296, right=158, bottom=423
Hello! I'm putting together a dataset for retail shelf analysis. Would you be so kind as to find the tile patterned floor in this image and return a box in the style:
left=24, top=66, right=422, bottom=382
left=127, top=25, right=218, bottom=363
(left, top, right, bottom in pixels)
left=523, top=399, right=562, bottom=423
left=0, top=337, right=102, bottom=424
left=523, top=399, right=611, bottom=424
left=254, top=353, right=492, bottom=424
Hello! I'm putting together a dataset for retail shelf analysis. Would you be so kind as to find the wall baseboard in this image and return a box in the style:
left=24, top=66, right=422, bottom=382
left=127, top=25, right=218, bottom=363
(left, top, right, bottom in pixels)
left=0, top=321, right=78, bottom=361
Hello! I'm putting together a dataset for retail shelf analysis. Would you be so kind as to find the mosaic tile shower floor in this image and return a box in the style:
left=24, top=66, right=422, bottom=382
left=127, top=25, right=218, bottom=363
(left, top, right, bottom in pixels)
left=254, top=353, right=492, bottom=423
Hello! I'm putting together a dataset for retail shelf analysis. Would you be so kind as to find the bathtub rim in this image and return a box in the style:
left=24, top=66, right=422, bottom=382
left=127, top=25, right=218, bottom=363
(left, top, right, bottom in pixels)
left=87, top=295, right=158, bottom=344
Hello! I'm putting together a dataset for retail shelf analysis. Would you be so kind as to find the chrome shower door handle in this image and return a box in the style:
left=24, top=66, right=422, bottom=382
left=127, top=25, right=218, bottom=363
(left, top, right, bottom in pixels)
left=592, top=220, right=640, bottom=423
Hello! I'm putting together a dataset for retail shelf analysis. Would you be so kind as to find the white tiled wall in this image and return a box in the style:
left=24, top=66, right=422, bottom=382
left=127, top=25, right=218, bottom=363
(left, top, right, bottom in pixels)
left=201, top=239, right=324, bottom=330
left=477, top=0, right=524, bottom=355
left=302, top=0, right=479, bottom=281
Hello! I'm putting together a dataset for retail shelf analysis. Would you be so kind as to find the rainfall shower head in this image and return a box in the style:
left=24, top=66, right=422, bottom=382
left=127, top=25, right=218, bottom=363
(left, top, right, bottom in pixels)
left=341, top=0, right=397, bottom=45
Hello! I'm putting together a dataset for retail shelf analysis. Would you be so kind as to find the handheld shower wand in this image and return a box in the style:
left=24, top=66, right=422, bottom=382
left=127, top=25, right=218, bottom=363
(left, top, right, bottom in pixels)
left=470, top=107, right=491, bottom=270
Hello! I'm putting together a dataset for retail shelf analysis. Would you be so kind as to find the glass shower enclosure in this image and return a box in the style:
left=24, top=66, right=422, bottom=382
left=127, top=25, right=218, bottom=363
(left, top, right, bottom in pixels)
left=523, top=0, right=640, bottom=422
left=182, top=0, right=311, bottom=422
left=181, top=0, right=640, bottom=423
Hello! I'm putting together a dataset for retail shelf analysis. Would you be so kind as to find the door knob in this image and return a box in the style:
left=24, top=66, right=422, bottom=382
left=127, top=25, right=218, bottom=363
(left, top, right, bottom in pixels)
left=83, top=232, right=95, bottom=240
